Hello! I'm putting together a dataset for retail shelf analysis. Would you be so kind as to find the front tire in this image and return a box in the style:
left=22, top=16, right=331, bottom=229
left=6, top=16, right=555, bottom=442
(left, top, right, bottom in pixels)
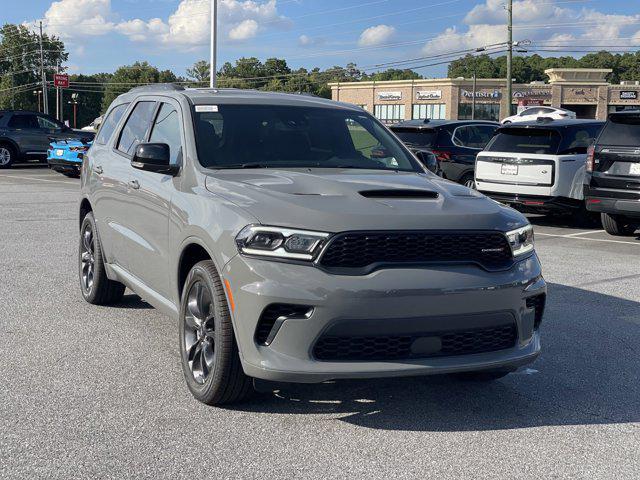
left=601, top=213, right=639, bottom=236
left=179, top=260, right=253, bottom=405
left=79, top=212, right=125, bottom=304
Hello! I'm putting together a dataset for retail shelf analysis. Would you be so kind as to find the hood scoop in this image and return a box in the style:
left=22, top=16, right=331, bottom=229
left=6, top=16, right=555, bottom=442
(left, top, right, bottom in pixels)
left=359, top=189, right=439, bottom=199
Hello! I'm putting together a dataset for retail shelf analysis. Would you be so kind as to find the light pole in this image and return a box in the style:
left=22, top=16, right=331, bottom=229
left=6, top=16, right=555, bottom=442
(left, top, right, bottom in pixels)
left=471, top=47, right=486, bottom=120
left=506, top=0, right=513, bottom=116
left=210, top=0, right=217, bottom=88
left=68, top=93, right=79, bottom=128
left=33, top=90, right=42, bottom=112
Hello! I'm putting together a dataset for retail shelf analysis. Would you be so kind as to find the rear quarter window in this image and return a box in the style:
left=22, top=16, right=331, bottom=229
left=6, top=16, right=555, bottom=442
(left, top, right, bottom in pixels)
left=486, top=128, right=561, bottom=155
left=598, top=115, right=640, bottom=146
left=96, top=103, right=129, bottom=145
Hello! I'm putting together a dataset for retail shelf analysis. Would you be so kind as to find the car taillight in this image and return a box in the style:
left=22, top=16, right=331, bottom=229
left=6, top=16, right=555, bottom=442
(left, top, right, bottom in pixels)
left=432, top=150, right=452, bottom=162
left=586, top=145, right=595, bottom=172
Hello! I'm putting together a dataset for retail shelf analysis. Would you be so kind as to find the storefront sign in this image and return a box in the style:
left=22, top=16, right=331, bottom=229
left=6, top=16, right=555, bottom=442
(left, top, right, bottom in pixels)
left=620, top=90, right=638, bottom=100
left=513, top=89, right=551, bottom=99
left=377, top=91, right=402, bottom=101
left=416, top=90, right=442, bottom=100
left=461, top=89, right=501, bottom=100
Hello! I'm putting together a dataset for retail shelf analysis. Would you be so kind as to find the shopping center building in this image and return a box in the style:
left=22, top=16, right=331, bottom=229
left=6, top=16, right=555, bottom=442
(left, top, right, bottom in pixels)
left=329, top=68, right=640, bottom=123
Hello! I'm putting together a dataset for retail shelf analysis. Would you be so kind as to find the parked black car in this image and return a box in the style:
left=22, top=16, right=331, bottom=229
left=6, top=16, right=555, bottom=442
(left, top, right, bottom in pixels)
left=584, top=110, right=640, bottom=236
left=0, top=110, right=94, bottom=168
left=390, top=119, right=499, bottom=187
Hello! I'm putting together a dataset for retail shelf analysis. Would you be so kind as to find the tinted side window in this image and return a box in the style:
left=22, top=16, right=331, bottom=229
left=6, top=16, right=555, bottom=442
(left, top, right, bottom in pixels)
left=37, top=115, right=61, bottom=130
left=117, top=101, right=156, bottom=155
left=559, top=125, right=602, bottom=155
left=96, top=103, right=129, bottom=145
left=8, top=114, right=38, bottom=129
left=453, top=125, right=495, bottom=149
left=149, top=103, right=182, bottom=165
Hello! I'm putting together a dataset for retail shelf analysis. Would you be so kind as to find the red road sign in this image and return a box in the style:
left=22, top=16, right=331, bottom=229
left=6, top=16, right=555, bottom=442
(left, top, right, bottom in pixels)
left=53, top=74, right=69, bottom=88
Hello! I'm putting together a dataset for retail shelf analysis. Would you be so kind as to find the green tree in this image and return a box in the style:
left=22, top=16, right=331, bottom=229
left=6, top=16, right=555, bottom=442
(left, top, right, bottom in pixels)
left=186, top=60, right=210, bottom=84
left=0, top=23, right=67, bottom=111
left=101, top=61, right=177, bottom=111
left=363, top=68, right=422, bottom=81
left=65, top=73, right=112, bottom=128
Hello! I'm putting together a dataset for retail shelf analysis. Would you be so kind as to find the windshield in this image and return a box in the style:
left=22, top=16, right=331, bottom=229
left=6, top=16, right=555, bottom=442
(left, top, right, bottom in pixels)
left=486, top=128, right=561, bottom=155
left=598, top=115, right=640, bottom=146
left=390, top=128, right=437, bottom=148
left=193, top=105, right=421, bottom=172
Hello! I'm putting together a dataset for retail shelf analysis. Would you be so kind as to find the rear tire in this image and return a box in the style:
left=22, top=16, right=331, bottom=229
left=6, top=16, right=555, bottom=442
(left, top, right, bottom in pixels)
left=461, top=173, right=476, bottom=190
left=601, top=213, right=639, bottom=237
left=450, top=370, right=511, bottom=382
left=179, top=260, right=253, bottom=405
left=0, top=143, right=16, bottom=169
left=79, top=212, right=125, bottom=305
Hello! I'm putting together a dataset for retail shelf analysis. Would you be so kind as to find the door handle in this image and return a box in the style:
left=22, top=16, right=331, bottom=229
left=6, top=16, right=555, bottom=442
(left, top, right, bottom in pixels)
left=129, top=179, right=140, bottom=190
left=94, top=165, right=103, bottom=174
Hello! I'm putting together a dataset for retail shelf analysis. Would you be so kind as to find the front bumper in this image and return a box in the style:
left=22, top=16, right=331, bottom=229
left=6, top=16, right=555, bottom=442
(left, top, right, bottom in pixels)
left=223, top=254, right=546, bottom=383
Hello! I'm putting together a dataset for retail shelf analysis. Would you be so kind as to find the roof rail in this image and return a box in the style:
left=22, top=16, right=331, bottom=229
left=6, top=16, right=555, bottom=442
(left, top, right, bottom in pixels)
left=127, top=83, right=185, bottom=93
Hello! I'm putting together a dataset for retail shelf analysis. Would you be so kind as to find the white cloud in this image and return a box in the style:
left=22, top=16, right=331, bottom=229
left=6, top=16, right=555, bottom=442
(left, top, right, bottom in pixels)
left=423, top=0, right=640, bottom=55
left=229, top=19, right=259, bottom=41
left=358, top=24, right=395, bottom=47
left=39, top=0, right=289, bottom=48
left=42, top=0, right=115, bottom=38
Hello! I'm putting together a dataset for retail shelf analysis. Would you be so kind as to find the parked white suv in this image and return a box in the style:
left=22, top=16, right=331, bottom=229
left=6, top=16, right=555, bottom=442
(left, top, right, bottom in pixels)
left=502, top=107, right=576, bottom=125
left=475, top=120, right=603, bottom=217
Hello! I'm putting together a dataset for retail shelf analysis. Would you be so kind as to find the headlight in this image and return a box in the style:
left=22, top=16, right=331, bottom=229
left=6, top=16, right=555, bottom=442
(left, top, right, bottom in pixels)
left=506, top=224, right=534, bottom=257
left=235, top=225, right=330, bottom=261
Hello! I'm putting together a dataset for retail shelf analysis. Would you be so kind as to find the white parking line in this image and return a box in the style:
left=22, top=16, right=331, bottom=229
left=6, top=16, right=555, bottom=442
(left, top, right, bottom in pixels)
left=0, top=174, right=77, bottom=186
left=537, top=232, right=640, bottom=246
left=564, top=230, right=605, bottom=237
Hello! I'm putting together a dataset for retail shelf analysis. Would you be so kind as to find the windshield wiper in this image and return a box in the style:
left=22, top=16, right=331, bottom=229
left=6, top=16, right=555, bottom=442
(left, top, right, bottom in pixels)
left=211, top=163, right=270, bottom=169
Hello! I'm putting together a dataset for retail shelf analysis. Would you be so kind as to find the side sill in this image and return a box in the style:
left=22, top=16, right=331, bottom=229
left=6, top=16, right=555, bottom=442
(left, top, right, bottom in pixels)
left=105, top=263, right=179, bottom=319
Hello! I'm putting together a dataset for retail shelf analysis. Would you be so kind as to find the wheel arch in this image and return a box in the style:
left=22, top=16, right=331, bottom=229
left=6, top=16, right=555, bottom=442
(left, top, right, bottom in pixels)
left=79, top=197, right=93, bottom=230
left=0, top=137, right=20, bottom=156
left=177, top=239, right=218, bottom=302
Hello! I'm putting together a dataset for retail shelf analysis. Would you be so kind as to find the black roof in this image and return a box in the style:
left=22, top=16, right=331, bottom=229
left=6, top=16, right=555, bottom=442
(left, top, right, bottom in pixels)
left=0, top=109, right=43, bottom=115
left=390, top=119, right=499, bottom=130
left=497, top=118, right=604, bottom=131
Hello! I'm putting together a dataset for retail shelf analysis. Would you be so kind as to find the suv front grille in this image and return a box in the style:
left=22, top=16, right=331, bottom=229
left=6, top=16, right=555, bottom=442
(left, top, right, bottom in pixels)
left=313, top=324, right=518, bottom=361
left=318, top=231, right=513, bottom=272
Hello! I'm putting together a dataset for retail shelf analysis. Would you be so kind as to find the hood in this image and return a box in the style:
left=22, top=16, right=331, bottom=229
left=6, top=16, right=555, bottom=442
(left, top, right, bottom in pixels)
left=204, top=168, right=527, bottom=233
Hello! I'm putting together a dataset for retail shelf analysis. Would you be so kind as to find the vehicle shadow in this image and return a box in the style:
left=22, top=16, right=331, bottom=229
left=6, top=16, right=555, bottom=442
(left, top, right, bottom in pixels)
left=113, top=293, right=154, bottom=310
left=230, top=282, right=640, bottom=431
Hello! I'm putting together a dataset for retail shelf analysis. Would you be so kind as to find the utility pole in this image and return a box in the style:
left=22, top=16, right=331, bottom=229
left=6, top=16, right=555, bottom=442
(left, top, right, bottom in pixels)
left=506, top=0, right=513, bottom=117
left=38, top=21, right=49, bottom=115
left=210, top=0, right=217, bottom=88
left=472, top=72, right=477, bottom=120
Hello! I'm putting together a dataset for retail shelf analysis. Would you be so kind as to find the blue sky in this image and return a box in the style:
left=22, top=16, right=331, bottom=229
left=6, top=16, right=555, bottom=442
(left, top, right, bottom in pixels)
left=7, top=0, right=640, bottom=78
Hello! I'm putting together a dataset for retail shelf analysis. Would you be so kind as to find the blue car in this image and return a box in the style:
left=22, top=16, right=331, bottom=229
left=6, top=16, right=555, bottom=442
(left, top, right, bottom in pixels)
left=47, top=139, right=91, bottom=177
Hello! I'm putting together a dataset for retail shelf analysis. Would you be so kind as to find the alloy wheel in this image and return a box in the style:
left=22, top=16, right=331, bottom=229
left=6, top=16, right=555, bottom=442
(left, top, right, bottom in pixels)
left=0, top=147, right=11, bottom=166
left=464, top=178, right=476, bottom=190
left=183, top=281, right=216, bottom=384
left=80, top=224, right=95, bottom=293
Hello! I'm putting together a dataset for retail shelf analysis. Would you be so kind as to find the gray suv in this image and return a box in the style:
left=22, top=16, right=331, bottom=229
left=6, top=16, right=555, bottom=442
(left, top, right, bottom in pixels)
left=79, top=84, right=546, bottom=405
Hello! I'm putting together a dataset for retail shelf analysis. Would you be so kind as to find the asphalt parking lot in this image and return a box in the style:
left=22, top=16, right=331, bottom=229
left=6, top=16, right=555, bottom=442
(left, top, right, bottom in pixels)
left=1, top=167, right=639, bottom=479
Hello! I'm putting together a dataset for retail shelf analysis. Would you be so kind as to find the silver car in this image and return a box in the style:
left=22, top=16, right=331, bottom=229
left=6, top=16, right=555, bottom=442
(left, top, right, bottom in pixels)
left=79, top=84, right=546, bottom=405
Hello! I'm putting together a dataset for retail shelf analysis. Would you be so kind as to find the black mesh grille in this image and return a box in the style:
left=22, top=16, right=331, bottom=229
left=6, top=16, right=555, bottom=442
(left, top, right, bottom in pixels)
left=313, top=324, right=517, bottom=361
left=318, top=231, right=513, bottom=272
left=255, top=304, right=312, bottom=345
left=526, top=293, right=546, bottom=329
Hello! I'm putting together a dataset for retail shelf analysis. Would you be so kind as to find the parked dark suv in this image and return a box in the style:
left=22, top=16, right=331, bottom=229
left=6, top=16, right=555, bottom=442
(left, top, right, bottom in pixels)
left=390, top=119, right=499, bottom=187
left=584, top=110, right=640, bottom=236
left=0, top=110, right=94, bottom=168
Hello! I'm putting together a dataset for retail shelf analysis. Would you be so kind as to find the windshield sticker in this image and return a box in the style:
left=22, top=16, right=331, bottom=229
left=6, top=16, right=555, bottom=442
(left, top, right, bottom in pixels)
left=196, top=105, right=219, bottom=112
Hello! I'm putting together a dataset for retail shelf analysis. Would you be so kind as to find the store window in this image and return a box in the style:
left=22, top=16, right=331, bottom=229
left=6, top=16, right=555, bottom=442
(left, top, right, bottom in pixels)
left=374, top=104, right=405, bottom=124
left=458, top=103, right=501, bottom=122
left=412, top=104, right=446, bottom=120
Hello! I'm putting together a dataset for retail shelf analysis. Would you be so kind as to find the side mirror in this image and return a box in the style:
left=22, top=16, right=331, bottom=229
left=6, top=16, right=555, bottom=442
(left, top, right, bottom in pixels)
left=415, top=150, right=440, bottom=175
left=131, top=143, right=179, bottom=175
